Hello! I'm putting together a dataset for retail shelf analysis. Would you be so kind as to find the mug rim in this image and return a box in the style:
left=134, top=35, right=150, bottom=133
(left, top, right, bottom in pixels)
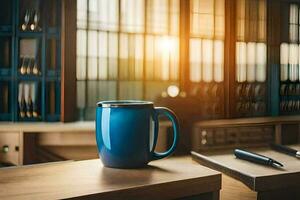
left=97, top=100, right=154, bottom=108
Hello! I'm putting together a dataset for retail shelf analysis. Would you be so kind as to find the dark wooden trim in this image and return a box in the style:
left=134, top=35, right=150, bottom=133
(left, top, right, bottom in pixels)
left=180, top=0, right=190, bottom=92
left=224, top=0, right=236, bottom=118
left=61, top=0, right=77, bottom=122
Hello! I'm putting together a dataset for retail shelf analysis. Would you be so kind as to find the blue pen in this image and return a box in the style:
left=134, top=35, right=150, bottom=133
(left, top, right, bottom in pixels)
left=234, top=149, right=284, bottom=168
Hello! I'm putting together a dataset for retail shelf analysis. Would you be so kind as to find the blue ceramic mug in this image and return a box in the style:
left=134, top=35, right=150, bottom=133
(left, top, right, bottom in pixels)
left=96, top=100, right=179, bottom=168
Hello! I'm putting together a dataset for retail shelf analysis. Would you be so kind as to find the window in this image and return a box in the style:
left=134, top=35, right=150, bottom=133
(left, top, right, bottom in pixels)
left=235, top=0, right=267, bottom=83
left=189, top=0, right=225, bottom=83
left=76, top=0, right=180, bottom=120
left=280, top=4, right=300, bottom=82
left=279, top=3, right=300, bottom=113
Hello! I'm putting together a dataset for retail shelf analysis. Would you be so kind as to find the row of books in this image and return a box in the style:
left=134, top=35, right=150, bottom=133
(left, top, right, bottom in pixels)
left=236, top=83, right=266, bottom=98
left=76, top=30, right=179, bottom=81
left=77, top=0, right=179, bottom=35
left=236, top=101, right=266, bottom=113
left=280, top=84, right=300, bottom=96
left=280, top=100, right=300, bottom=112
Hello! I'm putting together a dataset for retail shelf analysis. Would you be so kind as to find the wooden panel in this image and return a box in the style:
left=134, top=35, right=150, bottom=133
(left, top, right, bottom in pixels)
left=0, top=121, right=95, bottom=132
left=41, top=146, right=97, bottom=160
left=192, top=145, right=300, bottom=191
left=221, top=173, right=300, bottom=200
left=60, top=0, right=77, bottom=122
left=192, top=125, right=274, bottom=151
left=221, top=174, right=257, bottom=200
left=37, top=131, right=96, bottom=146
left=194, top=115, right=300, bottom=128
left=0, top=132, right=21, bottom=165
left=0, top=157, right=221, bottom=200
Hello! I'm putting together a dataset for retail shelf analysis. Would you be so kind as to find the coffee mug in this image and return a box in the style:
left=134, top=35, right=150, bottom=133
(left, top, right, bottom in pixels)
left=96, top=100, right=179, bottom=168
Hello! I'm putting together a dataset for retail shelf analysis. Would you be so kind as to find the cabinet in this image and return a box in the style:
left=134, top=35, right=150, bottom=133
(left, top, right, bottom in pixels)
left=0, top=132, right=21, bottom=165
left=0, top=0, right=76, bottom=122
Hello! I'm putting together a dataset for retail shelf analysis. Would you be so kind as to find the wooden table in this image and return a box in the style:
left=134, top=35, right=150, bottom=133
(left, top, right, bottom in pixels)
left=192, top=145, right=300, bottom=200
left=0, top=156, right=221, bottom=200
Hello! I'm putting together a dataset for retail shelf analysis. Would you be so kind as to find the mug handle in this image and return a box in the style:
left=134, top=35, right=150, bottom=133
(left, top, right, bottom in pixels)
left=151, top=107, right=179, bottom=160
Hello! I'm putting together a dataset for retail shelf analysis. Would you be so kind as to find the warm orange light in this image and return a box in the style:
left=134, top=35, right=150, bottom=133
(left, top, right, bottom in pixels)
left=159, top=37, right=176, bottom=53
left=167, top=85, right=179, bottom=97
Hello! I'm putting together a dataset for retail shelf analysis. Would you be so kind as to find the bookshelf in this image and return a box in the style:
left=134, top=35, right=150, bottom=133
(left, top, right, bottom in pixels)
left=0, top=0, right=76, bottom=122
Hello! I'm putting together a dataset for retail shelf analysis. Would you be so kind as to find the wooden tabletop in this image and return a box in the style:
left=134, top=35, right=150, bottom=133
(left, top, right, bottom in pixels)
left=0, top=156, right=221, bottom=200
left=192, top=145, right=300, bottom=191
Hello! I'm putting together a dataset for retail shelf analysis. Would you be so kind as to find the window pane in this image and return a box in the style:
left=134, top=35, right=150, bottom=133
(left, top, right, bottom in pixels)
left=99, top=0, right=119, bottom=31
left=98, top=31, right=108, bottom=80
left=121, top=0, right=145, bottom=33
left=77, top=80, right=86, bottom=110
left=202, top=39, right=213, bottom=82
left=98, top=80, right=117, bottom=100
left=190, top=0, right=214, bottom=37
left=76, top=30, right=87, bottom=80
left=87, top=80, right=98, bottom=108
left=119, top=33, right=129, bottom=80
left=289, top=44, right=298, bottom=82
left=119, top=34, right=144, bottom=80
left=215, top=0, right=225, bottom=39
left=237, top=0, right=246, bottom=41
left=255, top=43, right=267, bottom=82
left=147, top=0, right=169, bottom=34
left=135, top=35, right=144, bottom=80
left=257, top=0, right=266, bottom=41
left=214, top=40, right=224, bottom=82
left=189, top=38, right=202, bottom=82
left=146, top=35, right=154, bottom=80
left=280, top=43, right=289, bottom=81
left=169, top=37, right=179, bottom=80
left=289, top=4, right=298, bottom=42
left=290, top=24, right=298, bottom=43
left=87, top=30, right=98, bottom=80
left=108, top=33, right=118, bottom=79
left=236, top=42, right=247, bottom=83
left=170, top=0, right=180, bottom=35
left=77, top=0, right=87, bottom=28
left=119, top=81, right=143, bottom=100
left=88, top=0, right=99, bottom=29
left=246, top=42, right=256, bottom=82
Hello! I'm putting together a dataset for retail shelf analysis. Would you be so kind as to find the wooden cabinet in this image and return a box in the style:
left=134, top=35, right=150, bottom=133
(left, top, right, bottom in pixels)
left=0, top=0, right=76, bottom=122
left=0, top=132, right=22, bottom=165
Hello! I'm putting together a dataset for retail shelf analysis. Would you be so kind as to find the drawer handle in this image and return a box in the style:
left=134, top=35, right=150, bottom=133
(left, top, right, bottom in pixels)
left=2, top=145, right=9, bottom=153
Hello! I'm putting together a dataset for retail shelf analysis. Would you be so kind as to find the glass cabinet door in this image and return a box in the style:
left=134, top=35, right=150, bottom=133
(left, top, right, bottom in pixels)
left=234, top=0, right=267, bottom=117
left=189, top=0, right=225, bottom=119
left=279, top=3, right=300, bottom=115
